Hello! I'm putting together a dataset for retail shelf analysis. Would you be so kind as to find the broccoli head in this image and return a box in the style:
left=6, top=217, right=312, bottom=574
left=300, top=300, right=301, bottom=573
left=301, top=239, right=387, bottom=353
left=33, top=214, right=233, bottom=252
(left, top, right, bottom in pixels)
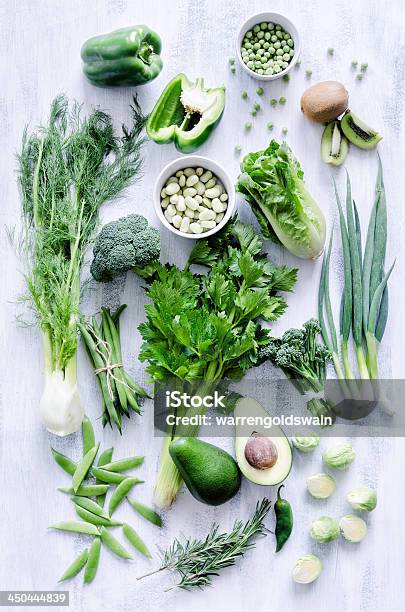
left=90, top=214, right=160, bottom=282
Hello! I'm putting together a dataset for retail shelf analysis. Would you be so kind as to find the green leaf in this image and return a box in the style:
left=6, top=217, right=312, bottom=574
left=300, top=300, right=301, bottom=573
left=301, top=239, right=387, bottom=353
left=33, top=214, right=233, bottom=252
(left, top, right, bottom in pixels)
left=238, top=252, right=264, bottom=286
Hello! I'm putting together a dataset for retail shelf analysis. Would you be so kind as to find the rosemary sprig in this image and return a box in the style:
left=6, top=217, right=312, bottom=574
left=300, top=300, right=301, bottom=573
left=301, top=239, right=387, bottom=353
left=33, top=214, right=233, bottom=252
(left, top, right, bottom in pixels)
left=138, top=498, right=271, bottom=590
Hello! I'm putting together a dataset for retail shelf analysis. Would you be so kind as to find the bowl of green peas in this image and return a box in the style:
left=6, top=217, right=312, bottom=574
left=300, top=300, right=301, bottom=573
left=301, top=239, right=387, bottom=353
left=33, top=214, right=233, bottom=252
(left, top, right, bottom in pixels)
left=237, top=13, right=301, bottom=80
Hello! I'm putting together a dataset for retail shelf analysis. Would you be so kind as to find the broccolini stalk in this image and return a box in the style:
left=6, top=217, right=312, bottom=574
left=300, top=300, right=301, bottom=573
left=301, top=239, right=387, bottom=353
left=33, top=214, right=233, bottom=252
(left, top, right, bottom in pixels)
left=18, top=95, right=146, bottom=435
left=138, top=219, right=297, bottom=507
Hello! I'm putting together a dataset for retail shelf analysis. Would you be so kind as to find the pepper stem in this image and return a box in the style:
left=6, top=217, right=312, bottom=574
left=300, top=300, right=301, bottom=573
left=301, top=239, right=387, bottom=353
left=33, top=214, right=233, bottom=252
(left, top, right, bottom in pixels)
left=138, top=43, right=154, bottom=65
left=277, top=484, right=284, bottom=500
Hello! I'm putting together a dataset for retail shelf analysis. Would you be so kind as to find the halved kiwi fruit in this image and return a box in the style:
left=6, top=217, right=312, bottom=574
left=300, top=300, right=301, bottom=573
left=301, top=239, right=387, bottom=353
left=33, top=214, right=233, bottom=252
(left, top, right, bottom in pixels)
left=321, top=121, right=349, bottom=166
left=340, top=111, right=382, bottom=150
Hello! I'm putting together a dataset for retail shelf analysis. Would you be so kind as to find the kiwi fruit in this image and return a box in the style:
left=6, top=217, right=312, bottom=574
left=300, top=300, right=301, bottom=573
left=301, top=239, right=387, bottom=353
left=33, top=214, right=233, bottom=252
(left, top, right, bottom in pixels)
left=301, top=81, right=349, bottom=123
left=340, top=111, right=382, bottom=149
left=321, top=121, right=349, bottom=166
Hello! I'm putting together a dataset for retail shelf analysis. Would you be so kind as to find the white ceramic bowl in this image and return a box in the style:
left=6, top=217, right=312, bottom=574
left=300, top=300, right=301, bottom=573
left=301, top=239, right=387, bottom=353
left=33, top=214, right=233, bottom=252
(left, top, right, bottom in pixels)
left=153, top=155, right=235, bottom=240
left=237, top=12, right=301, bottom=81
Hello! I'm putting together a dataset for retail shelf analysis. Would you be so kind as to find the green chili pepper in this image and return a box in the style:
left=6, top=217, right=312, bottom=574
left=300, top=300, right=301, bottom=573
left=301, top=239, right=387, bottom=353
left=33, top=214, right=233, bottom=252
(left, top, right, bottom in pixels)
left=81, top=25, right=163, bottom=87
left=146, top=73, right=225, bottom=153
left=274, top=485, right=293, bottom=552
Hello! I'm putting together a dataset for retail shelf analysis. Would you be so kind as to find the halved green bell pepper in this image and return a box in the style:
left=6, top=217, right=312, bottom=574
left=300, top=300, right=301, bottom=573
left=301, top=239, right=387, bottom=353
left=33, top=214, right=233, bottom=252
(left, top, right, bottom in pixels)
left=81, top=25, right=162, bottom=87
left=146, top=73, right=225, bottom=153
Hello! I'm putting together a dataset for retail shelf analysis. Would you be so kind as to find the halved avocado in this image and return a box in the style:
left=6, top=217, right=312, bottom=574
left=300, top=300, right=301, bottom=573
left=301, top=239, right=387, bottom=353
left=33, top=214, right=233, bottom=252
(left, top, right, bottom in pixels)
left=340, top=111, right=382, bottom=150
left=234, top=397, right=292, bottom=486
left=321, top=121, right=349, bottom=166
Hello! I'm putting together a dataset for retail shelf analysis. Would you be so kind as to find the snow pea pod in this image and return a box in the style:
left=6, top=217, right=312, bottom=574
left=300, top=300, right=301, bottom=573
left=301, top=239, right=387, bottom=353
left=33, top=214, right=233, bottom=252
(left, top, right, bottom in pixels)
left=95, top=447, right=113, bottom=507
left=58, top=549, right=89, bottom=582
left=72, top=444, right=100, bottom=493
left=99, top=526, right=132, bottom=559
left=122, top=523, right=152, bottom=558
left=51, top=448, right=77, bottom=476
left=127, top=498, right=162, bottom=527
left=82, top=415, right=96, bottom=456
left=91, top=467, right=130, bottom=485
left=108, top=477, right=141, bottom=516
left=72, top=496, right=111, bottom=519
left=101, top=456, right=144, bottom=472
left=84, top=537, right=101, bottom=584
left=49, top=520, right=99, bottom=536
left=275, top=485, right=293, bottom=552
left=75, top=505, right=122, bottom=527
left=58, top=484, right=109, bottom=497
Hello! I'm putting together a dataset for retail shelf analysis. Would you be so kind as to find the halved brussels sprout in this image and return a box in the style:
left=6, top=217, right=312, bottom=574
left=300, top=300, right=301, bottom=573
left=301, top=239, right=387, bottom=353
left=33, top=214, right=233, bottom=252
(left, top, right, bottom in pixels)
left=339, top=514, right=367, bottom=542
left=347, top=485, right=377, bottom=512
left=291, top=432, right=320, bottom=453
left=310, top=516, right=340, bottom=543
left=292, top=554, right=322, bottom=584
left=307, top=473, right=336, bottom=499
left=323, top=442, right=355, bottom=470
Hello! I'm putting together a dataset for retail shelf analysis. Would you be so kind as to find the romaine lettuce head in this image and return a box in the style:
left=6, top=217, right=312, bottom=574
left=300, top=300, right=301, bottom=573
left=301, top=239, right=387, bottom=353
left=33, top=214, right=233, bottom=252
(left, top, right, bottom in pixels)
left=236, top=140, right=326, bottom=259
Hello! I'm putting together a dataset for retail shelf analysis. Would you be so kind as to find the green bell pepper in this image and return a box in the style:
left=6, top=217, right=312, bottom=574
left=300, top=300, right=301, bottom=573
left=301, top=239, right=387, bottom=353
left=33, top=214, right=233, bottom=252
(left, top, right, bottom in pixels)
left=81, top=25, right=163, bottom=87
left=146, top=73, right=225, bottom=153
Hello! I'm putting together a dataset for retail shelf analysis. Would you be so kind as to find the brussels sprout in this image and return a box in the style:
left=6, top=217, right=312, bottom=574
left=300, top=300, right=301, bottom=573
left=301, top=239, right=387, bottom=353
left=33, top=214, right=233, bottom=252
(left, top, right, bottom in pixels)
left=292, top=554, right=322, bottom=584
left=323, top=442, right=355, bottom=469
left=339, top=514, right=367, bottom=542
left=307, top=473, right=336, bottom=499
left=292, top=432, right=320, bottom=453
left=347, top=485, right=377, bottom=512
left=310, top=516, right=340, bottom=543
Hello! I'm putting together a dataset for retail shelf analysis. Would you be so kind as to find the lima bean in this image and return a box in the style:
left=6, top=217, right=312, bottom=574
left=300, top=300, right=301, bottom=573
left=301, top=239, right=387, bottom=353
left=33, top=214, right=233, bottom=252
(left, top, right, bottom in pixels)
left=186, top=174, right=199, bottom=187
left=183, top=167, right=195, bottom=176
left=190, top=222, right=203, bottom=234
left=183, top=187, right=197, bottom=198
left=165, top=182, right=180, bottom=196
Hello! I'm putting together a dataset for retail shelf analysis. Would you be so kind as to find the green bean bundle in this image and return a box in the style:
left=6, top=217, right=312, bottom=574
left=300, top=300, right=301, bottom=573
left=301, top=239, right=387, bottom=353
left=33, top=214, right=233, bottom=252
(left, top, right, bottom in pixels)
left=79, top=305, right=149, bottom=431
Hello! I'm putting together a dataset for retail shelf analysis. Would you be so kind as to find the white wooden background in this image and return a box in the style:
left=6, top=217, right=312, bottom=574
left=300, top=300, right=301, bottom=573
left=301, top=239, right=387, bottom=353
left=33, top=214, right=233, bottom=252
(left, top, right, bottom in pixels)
left=1, top=1, right=405, bottom=611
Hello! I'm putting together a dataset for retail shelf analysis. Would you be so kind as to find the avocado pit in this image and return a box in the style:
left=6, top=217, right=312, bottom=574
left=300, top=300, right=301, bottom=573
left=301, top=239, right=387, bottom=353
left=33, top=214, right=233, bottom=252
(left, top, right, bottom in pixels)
left=244, top=432, right=278, bottom=470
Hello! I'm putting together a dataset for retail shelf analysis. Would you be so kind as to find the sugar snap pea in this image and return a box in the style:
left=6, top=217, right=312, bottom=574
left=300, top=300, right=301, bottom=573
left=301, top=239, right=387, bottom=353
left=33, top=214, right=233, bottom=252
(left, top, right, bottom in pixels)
left=82, top=415, right=96, bottom=456
left=72, top=444, right=100, bottom=493
left=58, top=484, right=109, bottom=497
left=58, top=548, right=89, bottom=582
left=51, top=448, right=77, bottom=476
left=91, top=467, right=130, bottom=485
left=99, top=526, right=132, bottom=560
left=127, top=498, right=162, bottom=527
left=75, top=505, right=122, bottom=527
left=84, top=537, right=101, bottom=584
left=72, top=496, right=111, bottom=519
left=108, top=477, right=141, bottom=516
left=122, top=523, right=152, bottom=558
left=49, top=520, right=99, bottom=536
left=95, top=447, right=113, bottom=507
left=101, top=456, right=144, bottom=472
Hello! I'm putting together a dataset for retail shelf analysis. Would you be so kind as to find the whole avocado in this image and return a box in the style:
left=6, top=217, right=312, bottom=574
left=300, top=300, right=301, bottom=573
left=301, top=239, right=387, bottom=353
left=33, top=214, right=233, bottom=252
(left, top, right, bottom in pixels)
left=169, top=438, right=241, bottom=506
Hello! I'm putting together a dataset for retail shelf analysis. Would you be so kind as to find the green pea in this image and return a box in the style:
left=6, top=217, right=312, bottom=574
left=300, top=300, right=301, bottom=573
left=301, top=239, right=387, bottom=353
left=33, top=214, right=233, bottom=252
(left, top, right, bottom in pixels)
left=282, top=127, right=288, bottom=135
left=351, top=59, right=358, bottom=68
left=288, top=38, right=294, bottom=46
left=253, top=42, right=260, bottom=50
left=257, top=31, right=264, bottom=39
left=253, top=25, right=260, bottom=33
left=283, top=53, right=290, bottom=61
left=49, top=520, right=99, bottom=536
left=267, top=122, right=274, bottom=130
left=84, top=537, right=101, bottom=584
left=247, top=61, right=254, bottom=68
left=260, top=56, right=267, bottom=64
left=276, top=31, right=283, bottom=39
left=51, top=448, right=77, bottom=477
left=257, top=69, right=264, bottom=74
left=276, top=49, right=283, bottom=56
left=229, top=57, right=235, bottom=65
left=265, top=67, right=273, bottom=75
left=241, top=90, right=248, bottom=99
left=250, top=110, right=257, bottom=117
left=58, top=549, right=89, bottom=583
left=270, top=98, right=278, bottom=107
left=305, top=69, right=312, bottom=77
left=275, top=24, right=281, bottom=30
left=81, top=415, right=95, bottom=457
left=271, top=35, right=277, bottom=42
left=245, top=30, right=253, bottom=38
left=269, top=46, right=275, bottom=54
left=282, top=61, right=289, bottom=69
left=263, top=41, right=270, bottom=49
left=356, top=73, right=363, bottom=80
left=279, top=96, right=287, bottom=103
left=256, top=48, right=264, bottom=56
left=327, top=47, right=334, bottom=55
left=361, top=62, right=368, bottom=71
left=108, top=477, right=142, bottom=516
left=72, top=444, right=99, bottom=493
left=283, top=45, right=290, bottom=53
left=245, top=122, right=252, bottom=130
left=260, top=22, right=267, bottom=29
left=283, top=32, right=290, bottom=40
left=264, top=32, right=271, bottom=40
left=100, top=526, right=132, bottom=560
left=122, top=523, right=152, bottom=559
left=255, top=60, right=262, bottom=67
left=274, top=41, right=281, bottom=49
left=234, top=144, right=242, bottom=153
